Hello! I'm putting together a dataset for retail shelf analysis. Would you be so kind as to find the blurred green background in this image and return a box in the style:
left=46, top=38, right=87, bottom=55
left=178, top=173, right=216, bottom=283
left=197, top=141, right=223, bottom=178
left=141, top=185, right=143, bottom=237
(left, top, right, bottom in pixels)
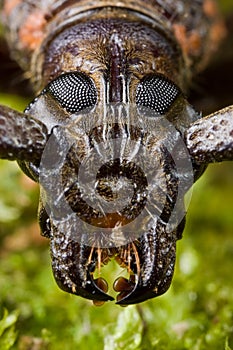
left=0, top=1, right=233, bottom=349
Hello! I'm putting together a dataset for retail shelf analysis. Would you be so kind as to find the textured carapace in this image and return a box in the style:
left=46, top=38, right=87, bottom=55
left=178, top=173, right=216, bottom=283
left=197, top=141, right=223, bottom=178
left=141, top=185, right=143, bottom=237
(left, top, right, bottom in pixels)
left=0, top=0, right=232, bottom=305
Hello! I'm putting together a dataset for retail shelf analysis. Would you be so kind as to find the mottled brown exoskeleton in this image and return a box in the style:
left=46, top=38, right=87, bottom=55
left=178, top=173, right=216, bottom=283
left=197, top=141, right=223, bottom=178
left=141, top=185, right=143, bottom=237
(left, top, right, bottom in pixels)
left=0, top=0, right=232, bottom=305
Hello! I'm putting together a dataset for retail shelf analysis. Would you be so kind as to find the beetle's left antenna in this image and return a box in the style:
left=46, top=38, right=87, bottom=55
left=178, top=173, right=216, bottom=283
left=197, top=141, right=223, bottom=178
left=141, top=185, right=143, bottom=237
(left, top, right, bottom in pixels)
left=185, top=105, right=233, bottom=164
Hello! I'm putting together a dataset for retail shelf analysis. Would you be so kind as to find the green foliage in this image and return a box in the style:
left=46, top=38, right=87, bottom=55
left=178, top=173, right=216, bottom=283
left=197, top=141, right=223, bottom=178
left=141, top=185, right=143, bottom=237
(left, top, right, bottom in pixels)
left=0, top=94, right=29, bottom=112
left=104, top=307, right=143, bottom=349
left=0, top=309, right=18, bottom=350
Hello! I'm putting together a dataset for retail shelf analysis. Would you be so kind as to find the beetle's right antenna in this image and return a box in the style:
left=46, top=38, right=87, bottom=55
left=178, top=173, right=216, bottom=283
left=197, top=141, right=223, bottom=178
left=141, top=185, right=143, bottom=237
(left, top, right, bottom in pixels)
left=0, top=104, right=48, bottom=161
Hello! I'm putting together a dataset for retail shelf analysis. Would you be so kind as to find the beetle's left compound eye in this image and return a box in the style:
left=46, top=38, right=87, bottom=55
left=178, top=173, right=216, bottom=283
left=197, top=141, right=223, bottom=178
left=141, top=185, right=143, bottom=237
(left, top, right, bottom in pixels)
left=46, top=72, right=97, bottom=113
left=136, top=74, right=180, bottom=115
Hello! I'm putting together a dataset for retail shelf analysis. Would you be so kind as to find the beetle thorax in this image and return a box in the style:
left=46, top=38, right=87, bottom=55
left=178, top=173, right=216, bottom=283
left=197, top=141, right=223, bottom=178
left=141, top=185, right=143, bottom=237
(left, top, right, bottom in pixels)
left=34, top=8, right=184, bottom=96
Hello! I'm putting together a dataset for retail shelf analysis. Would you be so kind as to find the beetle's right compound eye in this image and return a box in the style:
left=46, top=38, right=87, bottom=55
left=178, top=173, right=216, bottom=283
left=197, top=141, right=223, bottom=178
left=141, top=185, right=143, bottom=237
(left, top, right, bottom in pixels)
left=45, top=72, right=97, bottom=113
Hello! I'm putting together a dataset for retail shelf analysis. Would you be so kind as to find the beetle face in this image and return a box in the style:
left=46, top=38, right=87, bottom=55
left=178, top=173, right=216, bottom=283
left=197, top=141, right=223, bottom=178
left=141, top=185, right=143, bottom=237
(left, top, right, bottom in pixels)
left=22, top=66, right=197, bottom=305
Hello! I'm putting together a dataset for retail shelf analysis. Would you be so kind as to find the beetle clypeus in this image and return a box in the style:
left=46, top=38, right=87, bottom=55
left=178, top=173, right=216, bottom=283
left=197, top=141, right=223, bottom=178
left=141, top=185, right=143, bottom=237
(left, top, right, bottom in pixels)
left=0, top=0, right=233, bottom=305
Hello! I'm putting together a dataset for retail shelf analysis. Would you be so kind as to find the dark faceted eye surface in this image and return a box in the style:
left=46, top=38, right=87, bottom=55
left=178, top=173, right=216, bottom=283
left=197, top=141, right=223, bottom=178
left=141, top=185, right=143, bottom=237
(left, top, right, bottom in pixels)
left=136, top=74, right=180, bottom=115
left=46, top=72, right=97, bottom=113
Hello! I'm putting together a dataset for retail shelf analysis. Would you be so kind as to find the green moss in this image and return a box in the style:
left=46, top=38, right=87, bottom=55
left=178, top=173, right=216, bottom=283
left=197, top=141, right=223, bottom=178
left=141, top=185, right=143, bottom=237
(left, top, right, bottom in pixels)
left=0, top=310, right=18, bottom=350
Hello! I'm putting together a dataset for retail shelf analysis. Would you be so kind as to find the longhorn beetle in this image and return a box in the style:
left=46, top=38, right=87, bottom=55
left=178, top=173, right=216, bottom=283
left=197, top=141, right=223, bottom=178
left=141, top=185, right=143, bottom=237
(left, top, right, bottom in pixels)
left=0, top=0, right=232, bottom=305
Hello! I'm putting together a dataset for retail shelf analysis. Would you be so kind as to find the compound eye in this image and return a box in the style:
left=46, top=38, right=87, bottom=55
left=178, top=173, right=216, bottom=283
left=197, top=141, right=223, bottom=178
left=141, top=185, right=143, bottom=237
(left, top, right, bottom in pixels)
left=45, top=72, right=97, bottom=113
left=136, top=74, right=180, bottom=115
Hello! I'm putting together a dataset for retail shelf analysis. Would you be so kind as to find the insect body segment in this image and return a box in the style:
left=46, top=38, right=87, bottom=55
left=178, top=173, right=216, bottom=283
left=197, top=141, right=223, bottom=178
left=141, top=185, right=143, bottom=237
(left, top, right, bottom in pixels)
left=0, top=1, right=232, bottom=305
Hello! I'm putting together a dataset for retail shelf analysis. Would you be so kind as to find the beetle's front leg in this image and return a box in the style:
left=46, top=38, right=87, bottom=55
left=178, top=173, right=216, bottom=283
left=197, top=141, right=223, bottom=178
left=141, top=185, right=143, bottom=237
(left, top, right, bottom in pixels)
left=185, top=105, right=233, bottom=164
left=0, top=104, right=48, bottom=161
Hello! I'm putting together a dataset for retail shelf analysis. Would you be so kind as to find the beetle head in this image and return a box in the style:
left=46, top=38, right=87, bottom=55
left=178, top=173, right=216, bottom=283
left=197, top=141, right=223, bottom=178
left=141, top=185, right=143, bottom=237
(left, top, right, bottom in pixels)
left=19, top=14, right=200, bottom=304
